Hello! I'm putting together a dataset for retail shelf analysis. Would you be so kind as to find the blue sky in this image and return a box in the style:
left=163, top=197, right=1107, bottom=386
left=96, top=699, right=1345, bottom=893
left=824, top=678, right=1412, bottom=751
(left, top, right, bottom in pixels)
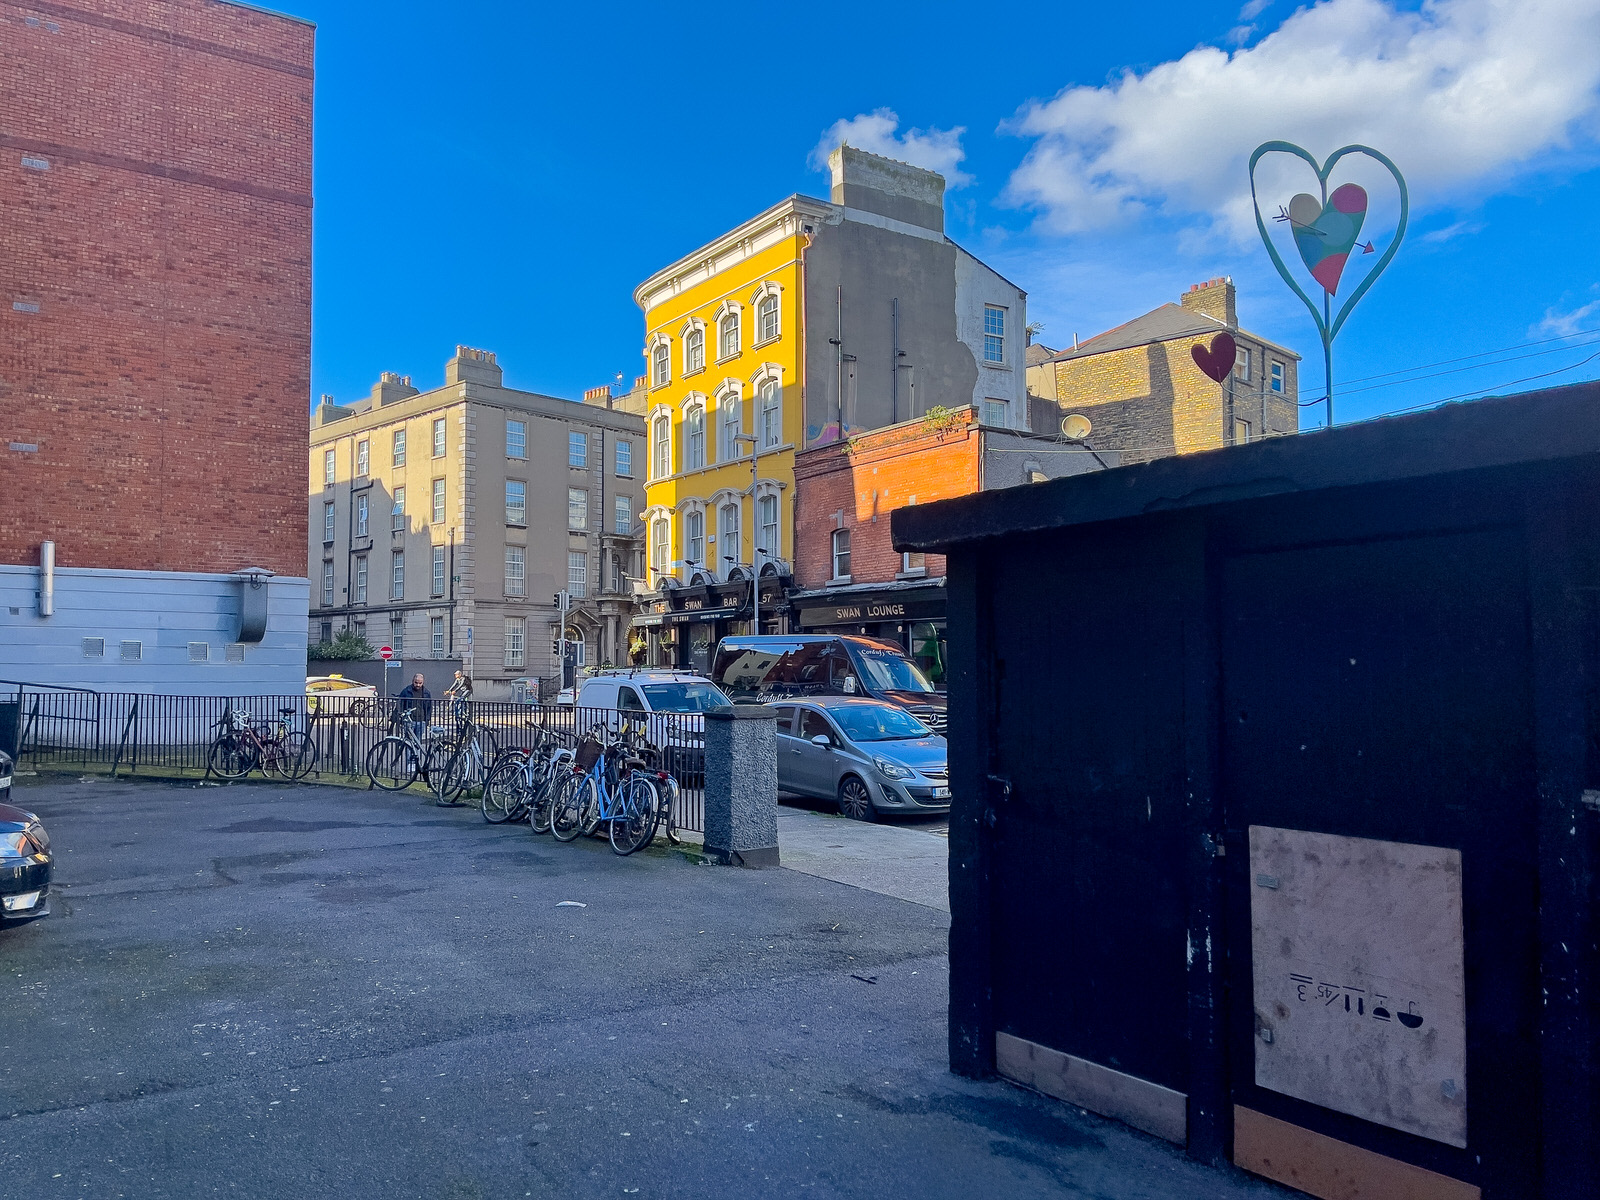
left=299, top=0, right=1600, bottom=429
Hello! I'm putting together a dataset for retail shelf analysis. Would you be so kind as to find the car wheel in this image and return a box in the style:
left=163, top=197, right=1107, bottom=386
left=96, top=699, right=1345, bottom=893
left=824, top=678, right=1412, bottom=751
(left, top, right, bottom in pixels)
left=838, top=776, right=876, bottom=822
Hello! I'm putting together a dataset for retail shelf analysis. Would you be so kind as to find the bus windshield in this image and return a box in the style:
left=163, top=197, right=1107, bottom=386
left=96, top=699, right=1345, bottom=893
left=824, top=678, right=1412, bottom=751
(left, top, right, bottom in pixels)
left=846, top=644, right=936, bottom=693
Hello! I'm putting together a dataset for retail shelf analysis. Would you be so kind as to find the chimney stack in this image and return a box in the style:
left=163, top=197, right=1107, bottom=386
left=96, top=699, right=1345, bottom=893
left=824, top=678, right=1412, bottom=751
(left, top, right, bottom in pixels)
left=445, top=346, right=503, bottom=388
left=828, top=145, right=946, bottom=234
left=371, top=371, right=420, bottom=407
left=1180, top=277, right=1237, bottom=328
left=583, top=384, right=614, bottom=410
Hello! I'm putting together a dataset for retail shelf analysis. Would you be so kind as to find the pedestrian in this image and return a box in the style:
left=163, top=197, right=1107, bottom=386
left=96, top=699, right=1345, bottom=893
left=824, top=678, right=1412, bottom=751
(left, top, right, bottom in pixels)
left=446, top=670, right=473, bottom=721
left=396, top=672, right=431, bottom=737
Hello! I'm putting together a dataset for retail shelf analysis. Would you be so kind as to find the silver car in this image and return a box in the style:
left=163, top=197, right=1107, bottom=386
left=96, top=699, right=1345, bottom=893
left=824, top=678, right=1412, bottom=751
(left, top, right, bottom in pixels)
left=772, top=698, right=949, bottom=821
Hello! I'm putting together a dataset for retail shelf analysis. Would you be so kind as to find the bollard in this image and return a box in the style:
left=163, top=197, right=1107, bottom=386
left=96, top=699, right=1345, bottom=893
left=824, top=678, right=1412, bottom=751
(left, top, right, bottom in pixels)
left=702, top=704, right=780, bottom=867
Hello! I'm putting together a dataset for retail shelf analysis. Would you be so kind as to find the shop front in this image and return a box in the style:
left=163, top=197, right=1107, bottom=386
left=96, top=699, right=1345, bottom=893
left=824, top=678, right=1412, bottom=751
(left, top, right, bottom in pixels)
left=791, top=581, right=948, bottom=690
left=631, top=571, right=792, bottom=675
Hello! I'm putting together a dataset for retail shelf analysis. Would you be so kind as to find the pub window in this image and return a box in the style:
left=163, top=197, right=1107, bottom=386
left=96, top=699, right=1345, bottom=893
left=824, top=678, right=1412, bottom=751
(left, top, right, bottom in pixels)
left=831, top=528, right=851, bottom=581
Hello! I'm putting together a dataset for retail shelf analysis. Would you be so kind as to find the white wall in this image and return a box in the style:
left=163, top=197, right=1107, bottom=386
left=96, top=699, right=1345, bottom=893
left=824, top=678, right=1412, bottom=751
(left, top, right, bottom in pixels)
left=0, top=564, right=309, bottom=696
left=954, top=249, right=1029, bottom=426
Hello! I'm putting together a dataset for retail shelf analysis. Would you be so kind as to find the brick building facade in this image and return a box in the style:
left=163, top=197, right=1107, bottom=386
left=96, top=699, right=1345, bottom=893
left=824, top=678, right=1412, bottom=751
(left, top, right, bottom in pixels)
left=0, top=0, right=314, bottom=693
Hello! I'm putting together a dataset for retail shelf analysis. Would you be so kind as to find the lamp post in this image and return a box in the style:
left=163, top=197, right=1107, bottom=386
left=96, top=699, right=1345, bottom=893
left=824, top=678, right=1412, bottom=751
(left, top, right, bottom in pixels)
left=732, top=431, right=762, bottom=634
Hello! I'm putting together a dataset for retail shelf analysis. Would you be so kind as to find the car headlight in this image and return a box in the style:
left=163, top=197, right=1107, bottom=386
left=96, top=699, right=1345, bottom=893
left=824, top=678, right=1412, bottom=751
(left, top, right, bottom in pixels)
left=1, top=831, right=40, bottom=860
left=873, top=757, right=914, bottom=780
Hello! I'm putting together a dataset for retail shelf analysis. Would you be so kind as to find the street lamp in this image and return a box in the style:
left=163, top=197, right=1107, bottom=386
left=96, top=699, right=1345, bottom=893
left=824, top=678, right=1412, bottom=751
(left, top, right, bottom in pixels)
left=731, top=431, right=763, bottom=634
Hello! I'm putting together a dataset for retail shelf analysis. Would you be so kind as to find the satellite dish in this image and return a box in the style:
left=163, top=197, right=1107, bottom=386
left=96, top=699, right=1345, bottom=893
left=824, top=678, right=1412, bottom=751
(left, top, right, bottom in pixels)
left=1061, top=414, right=1093, bottom=442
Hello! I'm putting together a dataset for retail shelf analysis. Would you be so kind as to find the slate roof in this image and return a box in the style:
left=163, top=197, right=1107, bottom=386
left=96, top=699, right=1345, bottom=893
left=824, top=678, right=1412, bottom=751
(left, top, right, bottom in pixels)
left=1047, top=303, right=1300, bottom=363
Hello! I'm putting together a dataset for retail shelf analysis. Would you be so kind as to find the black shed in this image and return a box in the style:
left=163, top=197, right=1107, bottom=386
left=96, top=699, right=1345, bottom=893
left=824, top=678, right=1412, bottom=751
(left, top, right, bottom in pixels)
left=894, top=382, right=1599, bottom=1200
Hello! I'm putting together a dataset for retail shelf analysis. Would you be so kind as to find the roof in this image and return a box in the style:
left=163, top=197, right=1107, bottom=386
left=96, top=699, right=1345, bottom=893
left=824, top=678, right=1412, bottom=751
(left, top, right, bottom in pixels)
left=1024, top=343, right=1059, bottom=367
left=1049, top=303, right=1301, bottom=363
left=893, top=381, right=1600, bottom=552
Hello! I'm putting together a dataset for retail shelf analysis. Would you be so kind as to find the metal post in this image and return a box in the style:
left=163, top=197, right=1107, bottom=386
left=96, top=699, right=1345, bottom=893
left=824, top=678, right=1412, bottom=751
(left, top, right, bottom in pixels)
left=1323, top=293, right=1334, bottom=428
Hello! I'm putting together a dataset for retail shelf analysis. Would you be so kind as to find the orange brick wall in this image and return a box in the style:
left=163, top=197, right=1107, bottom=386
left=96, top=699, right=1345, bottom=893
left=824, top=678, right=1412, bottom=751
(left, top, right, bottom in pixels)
left=793, top=414, right=980, bottom=588
left=0, top=0, right=314, bottom=576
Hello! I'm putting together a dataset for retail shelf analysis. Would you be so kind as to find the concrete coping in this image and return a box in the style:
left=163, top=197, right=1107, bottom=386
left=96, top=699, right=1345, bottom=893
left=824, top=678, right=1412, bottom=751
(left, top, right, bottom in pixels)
left=705, top=704, right=780, bottom=722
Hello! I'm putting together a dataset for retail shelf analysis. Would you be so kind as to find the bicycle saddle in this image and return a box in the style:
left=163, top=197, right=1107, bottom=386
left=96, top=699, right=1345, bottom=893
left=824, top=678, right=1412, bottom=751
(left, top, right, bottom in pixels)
left=278, top=707, right=297, bottom=716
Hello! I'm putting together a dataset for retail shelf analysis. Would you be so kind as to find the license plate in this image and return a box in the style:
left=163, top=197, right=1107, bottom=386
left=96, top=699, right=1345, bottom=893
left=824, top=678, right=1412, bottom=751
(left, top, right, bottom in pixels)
left=0, top=776, right=10, bottom=791
left=933, top=786, right=950, bottom=799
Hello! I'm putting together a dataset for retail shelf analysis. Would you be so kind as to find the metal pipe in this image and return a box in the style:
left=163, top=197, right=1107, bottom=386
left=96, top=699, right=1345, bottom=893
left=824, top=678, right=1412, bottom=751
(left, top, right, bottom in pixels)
left=891, top=298, right=899, bottom=424
left=38, top=540, right=54, bottom=617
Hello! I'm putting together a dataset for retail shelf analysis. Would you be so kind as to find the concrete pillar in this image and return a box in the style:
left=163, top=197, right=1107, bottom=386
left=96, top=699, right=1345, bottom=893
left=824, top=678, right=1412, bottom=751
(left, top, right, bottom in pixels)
left=702, top=704, right=780, bottom=867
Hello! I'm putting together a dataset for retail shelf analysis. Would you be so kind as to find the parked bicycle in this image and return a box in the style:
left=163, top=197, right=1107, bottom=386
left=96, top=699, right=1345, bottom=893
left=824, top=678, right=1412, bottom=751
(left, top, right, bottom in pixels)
left=482, top=725, right=569, bottom=826
left=364, top=705, right=454, bottom=791
left=550, top=724, right=661, bottom=855
left=432, top=708, right=498, bottom=806
left=207, top=707, right=317, bottom=782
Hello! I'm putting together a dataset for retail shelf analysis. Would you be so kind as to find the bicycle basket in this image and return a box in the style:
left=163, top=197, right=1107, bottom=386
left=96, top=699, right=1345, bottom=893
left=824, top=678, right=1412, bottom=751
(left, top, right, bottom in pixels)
left=573, top=735, right=603, bottom=772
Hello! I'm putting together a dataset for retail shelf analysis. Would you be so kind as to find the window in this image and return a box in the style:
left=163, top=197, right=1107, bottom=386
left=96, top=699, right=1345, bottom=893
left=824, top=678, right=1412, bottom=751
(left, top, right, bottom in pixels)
left=432, top=418, right=446, bottom=457
left=431, top=478, right=445, bottom=524
left=831, top=529, right=851, bottom=581
left=568, top=550, right=588, bottom=599
left=1235, top=346, right=1252, bottom=382
left=390, top=617, right=404, bottom=658
left=506, top=479, right=526, bottom=526
left=651, top=341, right=670, bottom=387
left=1270, top=361, right=1285, bottom=394
left=390, top=551, right=405, bottom=600
left=355, top=493, right=369, bottom=538
left=354, top=555, right=368, bottom=604
left=650, top=517, right=670, bottom=578
left=615, top=495, right=632, bottom=534
left=982, top=398, right=1009, bottom=428
left=319, top=621, right=333, bottom=644
left=719, top=502, right=740, bottom=572
left=323, top=501, right=335, bottom=544
left=618, top=685, right=645, bottom=711
left=719, top=391, right=741, bottom=461
left=323, top=448, right=335, bottom=485
left=685, top=509, right=704, bottom=572
left=685, top=402, right=705, bottom=470
left=392, top=428, right=406, bottom=467
left=615, top=440, right=632, bottom=477
left=1234, top=418, right=1252, bottom=444
left=353, top=619, right=366, bottom=640
left=757, top=292, right=779, bottom=343
left=505, top=546, right=525, bottom=596
left=568, top=487, right=588, bottom=530
left=506, top=418, right=526, bottom=460
left=652, top=414, right=671, bottom=479
left=431, top=616, right=445, bottom=657
left=392, top=486, right=406, bottom=531
left=901, top=551, right=926, bottom=575
left=355, top=439, right=368, bottom=478
left=321, top=561, right=334, bottom=607
left=432, top=545, right=446, bottom=596
left=759, top=380, right=781, bottom=448
left=983, top=304, right=1006, bottom=363
left=504, top=617, right=526, bottom=669
left=685, top=327, right=704, bottom=373
left=757, top=493, right=778, bottom=562
left=718, top=312, right=739, bottom=360
left=568, top=431, right=587, bottom=468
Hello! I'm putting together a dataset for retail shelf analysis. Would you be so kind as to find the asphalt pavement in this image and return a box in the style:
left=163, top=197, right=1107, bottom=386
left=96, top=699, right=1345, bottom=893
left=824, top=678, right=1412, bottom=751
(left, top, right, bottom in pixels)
left=0, top=777, right=1293, bottom=1200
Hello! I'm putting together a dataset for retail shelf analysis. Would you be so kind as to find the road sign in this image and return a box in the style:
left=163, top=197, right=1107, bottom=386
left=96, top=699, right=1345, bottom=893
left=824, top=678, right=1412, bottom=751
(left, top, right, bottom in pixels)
left=465, top=626, right=473, bottom=645
left=378, top=645, right=393, bottom=660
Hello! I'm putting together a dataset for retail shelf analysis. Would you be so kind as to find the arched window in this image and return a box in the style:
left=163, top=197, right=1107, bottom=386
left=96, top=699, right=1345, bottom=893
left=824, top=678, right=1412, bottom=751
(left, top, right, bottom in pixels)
left=718, top=388, right=742, bottom=462
left=684, top=326, right=705, bottom=374
left=651, top=412, right=671, bottom=479
left=718, top=501, right=741, bottom=576
left=757, top=292, right=779, bottom=343
left=759, top=379, right=781, bottom=449
left=651, top=340, right=670, bottom=387
left=684, top=399, right=706, bottom=471
left=684, top=508, right=705, bottom=572
left=719, top=312, right=740, bottom=360
left=649, top=516, right=671, bottom=580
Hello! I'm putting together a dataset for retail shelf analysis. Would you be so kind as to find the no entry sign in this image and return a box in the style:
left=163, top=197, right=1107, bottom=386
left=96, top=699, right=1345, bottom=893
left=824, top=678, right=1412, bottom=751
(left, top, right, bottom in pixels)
left=378, top=645, right=394, bottom=660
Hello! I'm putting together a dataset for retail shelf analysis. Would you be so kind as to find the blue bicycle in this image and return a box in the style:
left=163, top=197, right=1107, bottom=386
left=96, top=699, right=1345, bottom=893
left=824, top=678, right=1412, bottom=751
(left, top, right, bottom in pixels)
left=550, top=725, right=660, bottom=855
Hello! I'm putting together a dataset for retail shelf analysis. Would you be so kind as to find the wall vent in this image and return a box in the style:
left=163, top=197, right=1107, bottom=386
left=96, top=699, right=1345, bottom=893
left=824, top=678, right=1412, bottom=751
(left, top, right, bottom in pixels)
left=188, top=642, right=210, bottom=663
left=119, top=640, right=142, bottom=661
left=82, top=637, right=105, bottom=658
left=225, top=644, right=246, bottom=663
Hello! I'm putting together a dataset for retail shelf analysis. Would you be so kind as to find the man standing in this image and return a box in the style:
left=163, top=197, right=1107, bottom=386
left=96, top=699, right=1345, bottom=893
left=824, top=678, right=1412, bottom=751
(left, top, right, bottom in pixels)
left=397, top=673, right=431, bottom=737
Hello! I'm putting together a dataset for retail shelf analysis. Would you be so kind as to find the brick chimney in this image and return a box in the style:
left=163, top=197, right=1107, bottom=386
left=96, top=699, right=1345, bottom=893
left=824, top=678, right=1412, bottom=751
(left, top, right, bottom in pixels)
left=1180, top=277, right=1236, bottom=328
left=445, top=346, right=503, bottom=387
left=371, top=371, right=419, bottom=407
left=583, top=384, right=614, bottom=410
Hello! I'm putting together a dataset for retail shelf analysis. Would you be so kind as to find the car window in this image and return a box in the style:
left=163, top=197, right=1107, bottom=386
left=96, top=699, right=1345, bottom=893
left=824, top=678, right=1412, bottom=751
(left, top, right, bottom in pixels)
left=638, top=681, right=731, bottom=713
left=771, top=705, right=797, bottom=735
left=829, top=702, right=931, bottom=742
left=798, top=710, right=833, bottom=743
left=617, top=686, right=645, bottom=711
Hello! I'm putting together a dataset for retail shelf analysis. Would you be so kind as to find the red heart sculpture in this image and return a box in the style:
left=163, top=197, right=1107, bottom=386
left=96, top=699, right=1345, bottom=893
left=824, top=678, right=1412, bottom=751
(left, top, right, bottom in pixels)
left=1191, top=331, right=1237, bottom=383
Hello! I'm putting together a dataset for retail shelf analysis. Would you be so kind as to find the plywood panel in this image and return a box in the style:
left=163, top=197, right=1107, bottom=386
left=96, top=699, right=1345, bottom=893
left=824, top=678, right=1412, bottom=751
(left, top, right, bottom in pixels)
left=1234, top=1106, right=1479, bottom=1200
left=995, top=1032, right=1187, bottom=1144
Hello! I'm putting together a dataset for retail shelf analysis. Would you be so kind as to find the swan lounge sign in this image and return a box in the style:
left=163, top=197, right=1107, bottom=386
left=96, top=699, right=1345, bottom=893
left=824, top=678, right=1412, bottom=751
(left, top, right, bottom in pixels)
left=796, top=595, right=945, bottom=627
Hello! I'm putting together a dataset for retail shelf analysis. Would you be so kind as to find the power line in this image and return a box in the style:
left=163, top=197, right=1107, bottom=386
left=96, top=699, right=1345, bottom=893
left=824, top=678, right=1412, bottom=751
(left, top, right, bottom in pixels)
left=1335, top=325, right=1600, bottom=387
left=1336, top=334, right=1600, bottom=399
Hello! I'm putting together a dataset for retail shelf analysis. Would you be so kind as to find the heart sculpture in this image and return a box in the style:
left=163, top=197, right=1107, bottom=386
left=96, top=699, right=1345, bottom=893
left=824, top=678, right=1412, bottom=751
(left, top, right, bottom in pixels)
left=1289, top=183, right=1367, bottom=295
left=1191, top=331, right=1238, bottom=383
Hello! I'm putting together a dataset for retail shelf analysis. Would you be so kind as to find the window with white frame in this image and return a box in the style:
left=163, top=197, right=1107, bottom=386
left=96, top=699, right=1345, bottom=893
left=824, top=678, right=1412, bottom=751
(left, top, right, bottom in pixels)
left=651, top=340, right=670, bottom=387
left=323, top=448, right=335, bottom=485
left=718, top=311, right=739, bottom=360
left=684, top=400, right=706, bottom=470
left=615, top=495, right=632, bottom=534
left=323, top=501, right=335, bottom=544
left=504, top=617, right=526, bottom=668
left=319, top=620, right=333, bottom=644
left=652, top=414, right=671, bottom=479
left=568, top=550, right=588, bottom=599
left=391, top=551, right=405, bottom=600
left=983, top=305, right=1006, bottom=363
left=685, top=508, right=704, bottom=572
left=1235, top=346, right=1252, bottom=382
left=568, top=431, right=587, bottom=468
left=431, top=478, right=446, bottom=523
left=718, top=389, right=741, bottom=461
left=321, top=560, right=334, bottom=607
left=353, top=619, right=365, bottom=640
left=719, top=502, right=740, bottom=573
left=506, top=479, right=526, bottom=526
left=615, top=440, right=632, bottom=477
left=759, top=379, right=781, bottom=448
left=756, top=292, right=779, bottom=343
left=392, top=428, right=406, bottom=467
left=354, top=555, right=368, bottom=603
left=1234, top=418, right=1252, bottom=444
left=1270, top=361, right=1285, bottom=393
left=390, top=617, right=404, bottom=658
left=757, top=492, right=778, bottom=562
left=506, top=418, right=526, bottom=460
left=650, top=517, right=670, bottom=578
left=392, top=486, right=406, bottom=531
left=902, top=551, right=926, bottom=574
left=568, top=487, right=588, bottom=530
left=831, top=529, right=851, bottom=581
left=982, top=398, right=1009, bottom=428
left=432, top=545, right=446, bottom=596
left=432, top=418, right=445, bottom=457
left=356, top=439, right=369, bottom=477
left=505, top=546, right=525, bottom=596
left=684, top=326, right=705, bottom=373
left=431, top=616, right=445, bottom=657
left=355, top=493, right=369, bottom=537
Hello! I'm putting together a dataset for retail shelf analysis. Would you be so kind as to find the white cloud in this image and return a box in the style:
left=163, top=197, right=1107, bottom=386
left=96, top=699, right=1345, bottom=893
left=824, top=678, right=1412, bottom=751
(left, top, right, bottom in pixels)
left=1005, top=0, right=1600, bottom=236
left=1239, top=0, right=1274, bottom=19
left=811, top=109, right=973, bottom=187
left=1534, top=295, right=1600, bottom=337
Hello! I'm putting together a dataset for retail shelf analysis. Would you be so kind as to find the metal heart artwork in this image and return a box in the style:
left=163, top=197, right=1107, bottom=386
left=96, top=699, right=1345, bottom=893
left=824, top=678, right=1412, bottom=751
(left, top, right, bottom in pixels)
left=1191, top=332, right=1238, bottom=384
left=1289, top=184, right=1367, bottom=296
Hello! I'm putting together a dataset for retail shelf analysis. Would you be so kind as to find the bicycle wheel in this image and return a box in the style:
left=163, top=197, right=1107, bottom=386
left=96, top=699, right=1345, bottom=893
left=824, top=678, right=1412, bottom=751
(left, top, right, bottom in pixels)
left=609, top=774, right=660, bottom=856
left=550, top=773, right=592, bottom=842
left=482, top=754, right=525, bottom=824
left=366, top=737, right=421, bottom=791
left=283, top=731, right=317, bottom=781
left=422, top=739, right=454, bottom=788
left=528, top=761, right=560, bottom=835
left=433, top=747, right=468, bottom=805
left=208, top=735, right=256, bottom=781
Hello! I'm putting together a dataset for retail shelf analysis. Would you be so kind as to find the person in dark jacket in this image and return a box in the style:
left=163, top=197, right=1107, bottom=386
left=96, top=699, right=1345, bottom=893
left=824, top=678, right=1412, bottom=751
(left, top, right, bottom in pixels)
left=396, top=674, right=431, bottom=736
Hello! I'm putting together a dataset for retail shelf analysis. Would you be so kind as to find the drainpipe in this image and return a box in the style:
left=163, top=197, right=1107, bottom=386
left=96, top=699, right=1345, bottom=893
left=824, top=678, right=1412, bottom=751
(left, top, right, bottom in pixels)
left=447, top=526, right=455, bottom=656
left=38, top=541, right=55, bottom=617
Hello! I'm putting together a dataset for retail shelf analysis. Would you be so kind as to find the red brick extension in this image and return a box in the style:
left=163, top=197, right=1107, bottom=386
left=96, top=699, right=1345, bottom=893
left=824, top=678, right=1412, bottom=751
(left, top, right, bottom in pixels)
left=0, top=0, right=313, bottom=577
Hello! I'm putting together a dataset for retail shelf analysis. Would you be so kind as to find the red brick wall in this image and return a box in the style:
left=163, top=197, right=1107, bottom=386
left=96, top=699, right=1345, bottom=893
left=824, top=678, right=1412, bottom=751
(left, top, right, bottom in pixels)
left=793, top=413, right=979, bottom=589
left=0, top=0, right=313, bottom=576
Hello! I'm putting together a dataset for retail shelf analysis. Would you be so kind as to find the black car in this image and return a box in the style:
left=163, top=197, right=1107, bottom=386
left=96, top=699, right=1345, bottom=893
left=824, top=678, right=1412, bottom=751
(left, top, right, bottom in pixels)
left=1, top=750, right=52, bottom=926
left=710, top=635, right=948, bottom=733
